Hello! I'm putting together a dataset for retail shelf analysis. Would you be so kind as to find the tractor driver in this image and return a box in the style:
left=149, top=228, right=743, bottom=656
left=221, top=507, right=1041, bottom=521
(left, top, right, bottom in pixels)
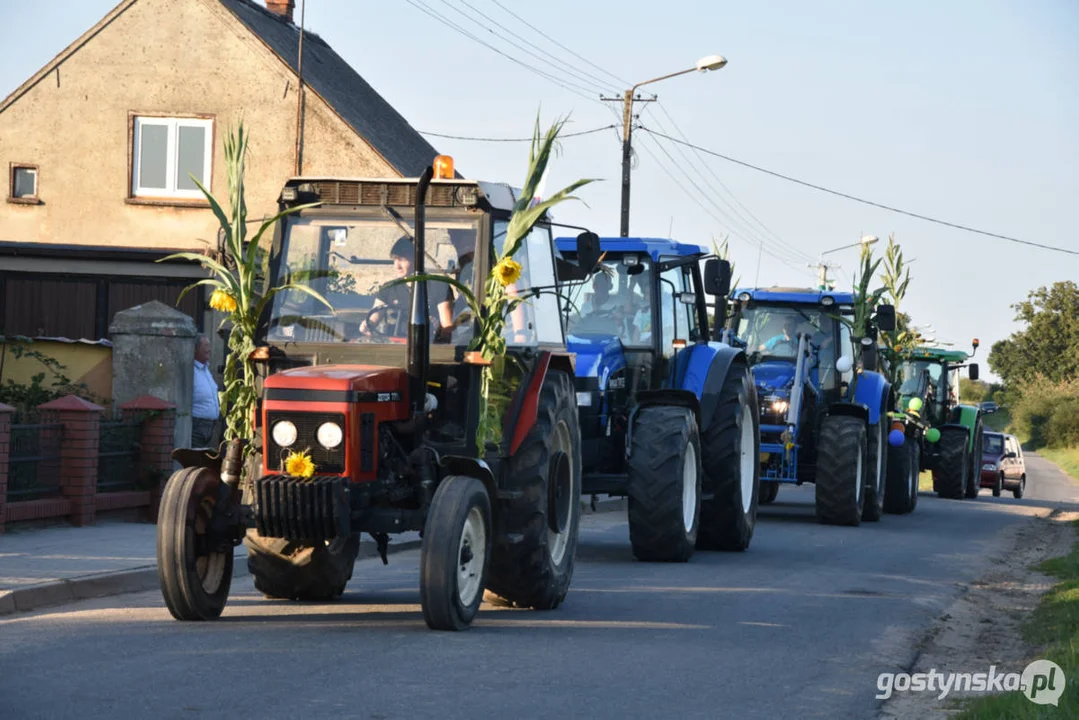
left=760, top=316, right=800, bottom=355
left=359, top=236, right=456, bottom=338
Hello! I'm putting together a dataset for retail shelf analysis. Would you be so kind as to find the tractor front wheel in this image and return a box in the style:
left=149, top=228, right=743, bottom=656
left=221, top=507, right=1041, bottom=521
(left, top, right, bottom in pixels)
left=934, top=427, right=969, bottom=500
left=627, top=405, right=702, bottom=562
left=697, top=364, right=760, bottom=551
left=814, top=415, right=867, bottom=526
left=759, top=481, right=780, bottom=505
left=420, top=475, right=492, bottom=631
left=964, top=418, right=984, bottom=499
left=156, top=467, right=235, bottom=621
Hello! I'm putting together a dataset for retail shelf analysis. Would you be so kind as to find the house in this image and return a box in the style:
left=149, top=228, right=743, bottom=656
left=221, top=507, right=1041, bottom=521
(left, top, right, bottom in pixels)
left=0, top=0, right=439, bottom=343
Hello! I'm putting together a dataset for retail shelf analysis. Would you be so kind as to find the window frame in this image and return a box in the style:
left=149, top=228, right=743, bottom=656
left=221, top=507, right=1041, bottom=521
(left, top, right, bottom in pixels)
left=128, top=113, right=215, bottom=205
left=7, top=162, right=40, bottom=204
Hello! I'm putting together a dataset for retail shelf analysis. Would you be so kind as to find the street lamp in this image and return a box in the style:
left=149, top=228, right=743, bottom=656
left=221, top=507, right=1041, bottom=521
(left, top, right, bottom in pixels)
left=811, top=235, right=879, bottom=289
left=605, top=55, right=728, bottom=236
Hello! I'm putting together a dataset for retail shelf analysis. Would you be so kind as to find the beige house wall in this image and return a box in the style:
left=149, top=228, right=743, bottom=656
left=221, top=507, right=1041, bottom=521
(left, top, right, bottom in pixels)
left=0, top=0, right=397, bottom=253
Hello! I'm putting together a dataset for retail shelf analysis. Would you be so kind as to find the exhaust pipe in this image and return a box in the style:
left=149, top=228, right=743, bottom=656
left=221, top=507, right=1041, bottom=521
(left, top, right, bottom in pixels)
left=408, top=166, right=434, bottom=421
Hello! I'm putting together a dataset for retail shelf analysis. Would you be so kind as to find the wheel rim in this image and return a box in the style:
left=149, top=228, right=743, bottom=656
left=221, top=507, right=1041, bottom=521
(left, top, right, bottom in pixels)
left=740, top=405, right=755, bottom=515
left=457, top=506, right=486, bottom=608
left=682, top=441, right=698, bottom=534
left=193, top=494, right=227, bottom=595
left=547, top=419, right=577, bottom=567
left=855, top=441, right=863, bottom=504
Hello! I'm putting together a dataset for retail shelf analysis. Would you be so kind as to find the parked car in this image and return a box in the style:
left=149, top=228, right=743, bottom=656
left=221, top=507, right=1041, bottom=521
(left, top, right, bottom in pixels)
left=980, top=432, right=1026, bottom=498
left=980, top=401, right=999, bottom=414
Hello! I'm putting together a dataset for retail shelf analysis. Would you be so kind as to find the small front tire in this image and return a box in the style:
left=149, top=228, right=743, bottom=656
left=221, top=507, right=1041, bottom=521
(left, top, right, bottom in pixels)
left=420, top=475, right=492, bottom=632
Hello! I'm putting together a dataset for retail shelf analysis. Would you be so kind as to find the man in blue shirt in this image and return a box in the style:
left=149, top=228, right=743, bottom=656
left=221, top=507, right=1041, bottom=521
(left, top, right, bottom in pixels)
left=192, top=334, right=221, bottom=449
left=760, top=317, right=800, bottom=355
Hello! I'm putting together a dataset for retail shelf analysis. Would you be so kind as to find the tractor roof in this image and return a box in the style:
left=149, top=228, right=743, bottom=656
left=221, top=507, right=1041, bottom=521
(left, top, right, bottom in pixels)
left=554, top=236, right=708, bottom=262
left=730, top=287, right=857, bottom=305
left=909, top=346, right=970, bottom=363
left=281, top=176, right=524, bottom=213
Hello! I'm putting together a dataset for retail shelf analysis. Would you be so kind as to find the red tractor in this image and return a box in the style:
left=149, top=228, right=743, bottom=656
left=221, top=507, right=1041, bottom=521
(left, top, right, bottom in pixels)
left=156, top=157, right=601, bottom=630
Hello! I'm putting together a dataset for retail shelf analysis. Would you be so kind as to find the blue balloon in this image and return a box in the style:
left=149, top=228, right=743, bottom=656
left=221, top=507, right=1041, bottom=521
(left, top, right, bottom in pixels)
left=889, top=429, right=906, bottom=448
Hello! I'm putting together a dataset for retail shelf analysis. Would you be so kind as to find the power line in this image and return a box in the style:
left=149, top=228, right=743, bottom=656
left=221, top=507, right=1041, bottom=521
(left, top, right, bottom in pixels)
left=439, top=0, right=613, bottom=96
left=419, top=124, right=617, bottom=142
left=486, top=0, right=631, bottom=88
left=401, top=0, right=600, bottom=104
left=639, top=127, right=1079, bottom=257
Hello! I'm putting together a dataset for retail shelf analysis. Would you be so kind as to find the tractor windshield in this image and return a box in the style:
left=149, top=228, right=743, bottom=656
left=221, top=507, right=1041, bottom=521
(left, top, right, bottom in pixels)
left=267, top=215, right=479, bottom=345
left=898, top=359, right=945, bottom=401
left=563, top=256, right=653, bottom=348
left=735, top=305, right=835, bottom=364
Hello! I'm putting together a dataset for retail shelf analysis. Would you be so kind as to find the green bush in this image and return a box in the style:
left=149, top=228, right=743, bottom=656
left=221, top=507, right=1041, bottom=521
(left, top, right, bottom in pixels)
left=1009, top=376, right=1079, bottom=449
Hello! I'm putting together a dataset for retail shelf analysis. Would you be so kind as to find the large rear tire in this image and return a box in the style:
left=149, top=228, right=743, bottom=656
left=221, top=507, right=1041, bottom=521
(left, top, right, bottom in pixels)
left=862, top=420, right=887, bottom=522
left=934, top=427, right=969, bottom=499
left=884, top=435, right=918, bottom=514
left=964, top=418, right=984, bottom=499
left=627, top=405, right=702, bottom=562
left=486, top=369, right=581, bottom=610
left=815, top=415, right=867, bottom=526
left=157, top=467, right=234, bottom=621
left=698, top=364, right=760, bottom=551
left=245, top=533, right=360, bottom=601
left=420, top=475, right=492, bottom=631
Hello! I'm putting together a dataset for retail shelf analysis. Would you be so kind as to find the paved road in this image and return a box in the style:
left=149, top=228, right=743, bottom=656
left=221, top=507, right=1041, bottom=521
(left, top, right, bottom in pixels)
left=2, top=455, right=1076, bottom=720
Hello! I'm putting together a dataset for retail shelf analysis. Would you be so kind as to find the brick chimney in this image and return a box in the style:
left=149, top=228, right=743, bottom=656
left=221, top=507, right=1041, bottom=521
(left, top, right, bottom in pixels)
left=266, top=0, right=295, bottom=23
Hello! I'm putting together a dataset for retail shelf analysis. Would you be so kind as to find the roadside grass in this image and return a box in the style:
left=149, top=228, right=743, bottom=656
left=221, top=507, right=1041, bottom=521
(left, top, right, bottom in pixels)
left=1040, top=447, right=1079, bottom=485
left=919, top=471, right=934, bottom=493
left=954, top=520, right=1079, bottom=718
left=983, top=409, right=1012, bottom=433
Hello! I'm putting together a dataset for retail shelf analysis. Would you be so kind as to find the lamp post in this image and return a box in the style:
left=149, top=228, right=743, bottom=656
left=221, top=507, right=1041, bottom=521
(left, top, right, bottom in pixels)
left=812, top=234, right=878, bottom=290
left=604, top=55, right=728, bottom=237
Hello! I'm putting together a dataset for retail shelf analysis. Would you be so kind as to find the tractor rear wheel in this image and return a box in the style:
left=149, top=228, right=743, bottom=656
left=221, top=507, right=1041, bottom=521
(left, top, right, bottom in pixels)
left=964, top=418, right=984, bottom=499
left=626, top=405, right=701, bottom=562
left=486, top=369, right=581, bottom=610
left=934, top=427, right=969, bottom=499
left=814, top=415, right=867, bottom=526
left=759, top=482, right=779, bottom=505
left=420, top=475, right=492, bottom=631
left=157, top=467, right=235, bottom=621
left=862, top=420, right=887, bottom=522
left=698, top=364, right=760, bottom=551
left=884, top=435, right=919, bottom=514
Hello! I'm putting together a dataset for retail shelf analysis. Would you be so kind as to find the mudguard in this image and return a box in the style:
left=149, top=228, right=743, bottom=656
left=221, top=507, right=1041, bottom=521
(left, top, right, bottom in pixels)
left=852, top=371, right=890, bottom=426
left=827, top=401, right=869, bottom=424
left=672, top=341, right=746, bottom=426
left=505, top=350, right=576, bottom=456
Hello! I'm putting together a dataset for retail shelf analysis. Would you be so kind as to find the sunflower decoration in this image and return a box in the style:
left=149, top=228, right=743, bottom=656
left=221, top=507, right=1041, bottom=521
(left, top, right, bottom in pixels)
left=493, top=258, right=522, bottom=287
left=283, top=448, right=316, bottom=479
left=208, top=288, right=238, bottom=313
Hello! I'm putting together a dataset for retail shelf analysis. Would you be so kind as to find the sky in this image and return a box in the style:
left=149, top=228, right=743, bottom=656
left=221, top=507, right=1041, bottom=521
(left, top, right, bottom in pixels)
left=3, top=0, right=1077, bottom=380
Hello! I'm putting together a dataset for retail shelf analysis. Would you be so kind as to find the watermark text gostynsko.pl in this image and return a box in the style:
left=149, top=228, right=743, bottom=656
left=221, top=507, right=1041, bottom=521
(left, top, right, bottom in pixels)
left=876, top=660, right=1066, bottom=706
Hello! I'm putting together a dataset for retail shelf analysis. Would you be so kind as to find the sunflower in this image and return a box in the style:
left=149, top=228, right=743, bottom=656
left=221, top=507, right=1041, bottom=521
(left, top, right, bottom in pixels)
left=209, top=288, right=238, bottom=313
left=284, top=449, right=315, bottom=478
left=493, top=258, right=522, bottom=287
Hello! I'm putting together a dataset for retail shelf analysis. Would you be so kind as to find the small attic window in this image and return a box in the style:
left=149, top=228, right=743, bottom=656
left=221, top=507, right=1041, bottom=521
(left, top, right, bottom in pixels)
left=8, top=163, right=39, bottom=204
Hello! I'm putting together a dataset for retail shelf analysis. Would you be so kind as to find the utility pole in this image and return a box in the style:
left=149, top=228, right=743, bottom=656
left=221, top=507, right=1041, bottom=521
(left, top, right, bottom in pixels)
left=293, top=0, right=307, bottom=176
left=602, top=91, right=654, bottom=237
left=601, top=55, right=727, bottom=237
left=810, top=259, right=839, bottom=290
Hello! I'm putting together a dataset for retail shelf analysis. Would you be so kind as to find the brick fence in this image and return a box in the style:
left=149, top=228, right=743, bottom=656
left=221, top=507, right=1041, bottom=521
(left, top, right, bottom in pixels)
left=0, top=395, right=176, bottom=534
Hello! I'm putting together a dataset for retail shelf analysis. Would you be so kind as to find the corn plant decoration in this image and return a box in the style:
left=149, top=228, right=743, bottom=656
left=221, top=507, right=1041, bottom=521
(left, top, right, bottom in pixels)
left=161, top=122, right=330, bottom=455
left=395, top=114, right=596, bottom=450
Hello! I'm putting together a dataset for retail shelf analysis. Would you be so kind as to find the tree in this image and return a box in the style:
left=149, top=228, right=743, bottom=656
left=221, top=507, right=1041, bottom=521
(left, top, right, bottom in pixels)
left=989, top=281, right=1079, bottom=386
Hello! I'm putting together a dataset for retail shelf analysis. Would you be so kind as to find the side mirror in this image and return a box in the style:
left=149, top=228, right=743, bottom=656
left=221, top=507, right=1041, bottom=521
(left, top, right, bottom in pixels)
left=575, top=231, right=602, bottom=275
left=836, top=356, right=854, bottom=373
left=704, top=258, right=732, bottom=297
left=875, top=303, right=896, bottom=332
left=968, top=363, right=980, bottom=381
left=860, top=336, right=878, bottom=372
left=1004, top=451, right=1017, bottom=459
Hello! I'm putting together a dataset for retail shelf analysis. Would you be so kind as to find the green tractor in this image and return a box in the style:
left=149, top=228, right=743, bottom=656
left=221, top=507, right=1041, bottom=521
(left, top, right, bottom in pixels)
left=885, top=340, right=983, bottom=508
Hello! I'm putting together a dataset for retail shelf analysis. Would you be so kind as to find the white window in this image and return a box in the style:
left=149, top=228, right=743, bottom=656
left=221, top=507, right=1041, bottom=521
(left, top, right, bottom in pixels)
left=11, top=165, right=38, bottom=199
left=132, top=116, right=212, bottom=199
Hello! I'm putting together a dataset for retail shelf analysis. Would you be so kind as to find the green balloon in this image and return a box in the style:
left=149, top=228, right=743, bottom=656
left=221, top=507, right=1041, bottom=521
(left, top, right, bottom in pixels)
left=926, top=427, right=941, bottom=443
left=908, top=397, right=923, bottom=412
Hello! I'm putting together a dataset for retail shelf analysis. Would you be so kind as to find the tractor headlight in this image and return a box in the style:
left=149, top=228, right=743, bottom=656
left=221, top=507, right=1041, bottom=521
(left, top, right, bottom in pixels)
left=271, top=420, right=298, bottom=448
left=737, top=292, right=751, bottom=302
left=317, top=421, right=344, bottom=450
left=771, top=399, right=789, bottom=414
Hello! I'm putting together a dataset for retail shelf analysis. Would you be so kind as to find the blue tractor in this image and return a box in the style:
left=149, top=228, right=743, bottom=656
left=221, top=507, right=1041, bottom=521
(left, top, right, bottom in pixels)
left=723, top=287, right=896, bottom=525
left=555, top=237, right=761, bottom=562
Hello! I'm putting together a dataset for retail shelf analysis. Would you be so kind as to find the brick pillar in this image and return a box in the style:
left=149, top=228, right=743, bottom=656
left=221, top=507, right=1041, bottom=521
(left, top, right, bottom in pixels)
left=120, top=395, right=177, bottom=522
left=0, top=403, right=13, bottom=535
left=38, top=395, right=103, bottom=527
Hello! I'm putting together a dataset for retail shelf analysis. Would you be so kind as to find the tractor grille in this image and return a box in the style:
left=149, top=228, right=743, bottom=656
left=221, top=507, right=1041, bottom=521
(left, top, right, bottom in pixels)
left=254, top=475, right=349, bottom=541
left=266, top=412, right=346, bottom=474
